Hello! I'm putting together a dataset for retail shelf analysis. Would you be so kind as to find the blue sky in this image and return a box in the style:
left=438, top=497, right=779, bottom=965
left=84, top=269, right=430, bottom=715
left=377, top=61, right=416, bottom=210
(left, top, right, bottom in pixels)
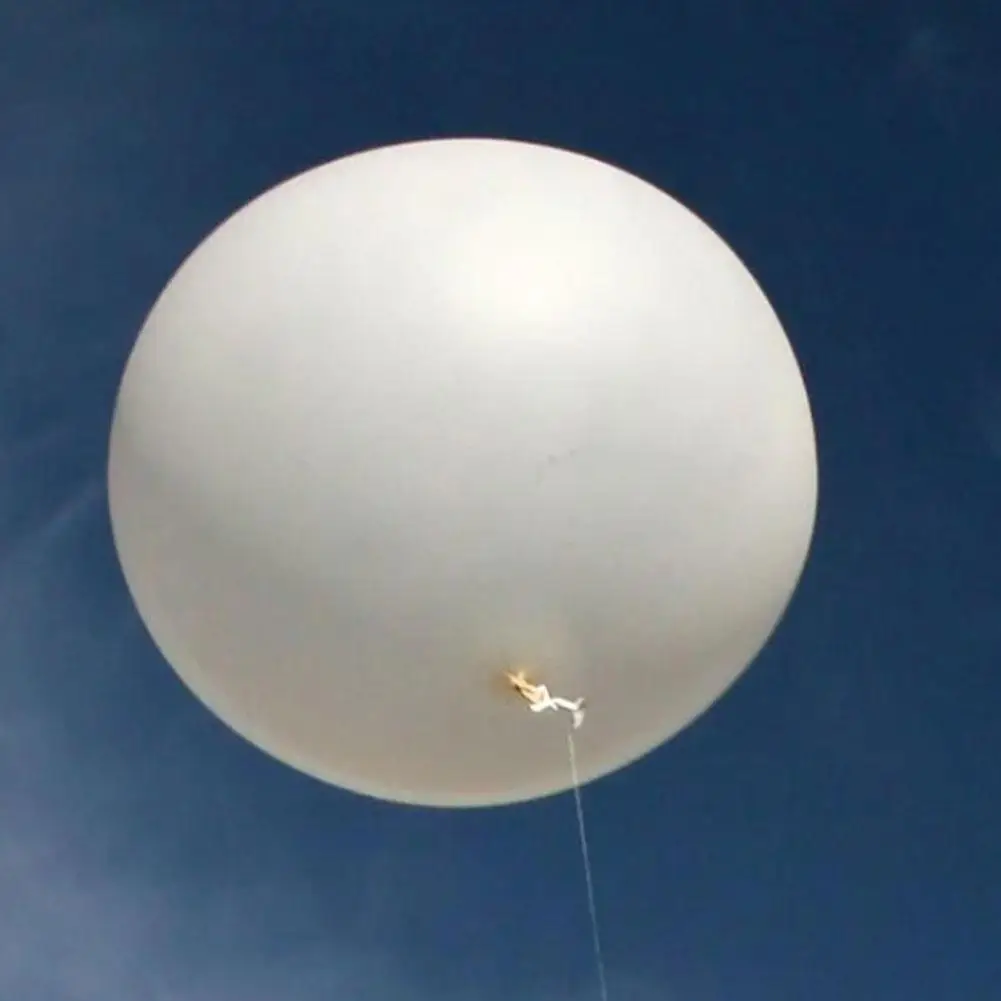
left=2, top=1, right=1000, bottom=998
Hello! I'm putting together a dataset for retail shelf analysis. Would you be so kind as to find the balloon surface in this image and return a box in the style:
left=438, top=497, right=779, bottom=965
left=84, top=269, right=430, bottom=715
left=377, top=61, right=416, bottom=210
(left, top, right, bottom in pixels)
left=108, top=138, right=817, bottom=807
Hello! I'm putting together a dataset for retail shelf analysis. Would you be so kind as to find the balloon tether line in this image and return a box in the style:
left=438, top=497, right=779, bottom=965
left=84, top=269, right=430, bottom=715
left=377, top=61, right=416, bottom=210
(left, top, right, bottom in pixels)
left=504, top=667, right=608, bottom=1001
left=567, top=727, right=610, bottom=1001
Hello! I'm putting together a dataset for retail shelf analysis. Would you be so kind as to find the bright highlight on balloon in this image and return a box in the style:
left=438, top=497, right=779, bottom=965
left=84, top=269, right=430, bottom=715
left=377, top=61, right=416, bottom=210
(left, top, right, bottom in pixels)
left=107, top=138, right=817, bottom=808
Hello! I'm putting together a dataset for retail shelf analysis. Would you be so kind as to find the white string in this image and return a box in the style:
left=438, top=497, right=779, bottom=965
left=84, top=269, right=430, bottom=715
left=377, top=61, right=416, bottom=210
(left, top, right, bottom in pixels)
left=567, top=730, right=610, bottom=1001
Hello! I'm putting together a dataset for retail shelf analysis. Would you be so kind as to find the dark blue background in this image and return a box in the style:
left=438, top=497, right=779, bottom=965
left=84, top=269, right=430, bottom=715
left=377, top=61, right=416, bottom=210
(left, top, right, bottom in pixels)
left=2, top=2, right=999, bottom=998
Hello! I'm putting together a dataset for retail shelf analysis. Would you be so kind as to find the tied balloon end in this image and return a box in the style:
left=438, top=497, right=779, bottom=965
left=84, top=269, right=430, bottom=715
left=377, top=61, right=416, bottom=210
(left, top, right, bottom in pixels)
left=504, top=667, right=587, bottom=730
left=504, top=666, right=538, bottom=699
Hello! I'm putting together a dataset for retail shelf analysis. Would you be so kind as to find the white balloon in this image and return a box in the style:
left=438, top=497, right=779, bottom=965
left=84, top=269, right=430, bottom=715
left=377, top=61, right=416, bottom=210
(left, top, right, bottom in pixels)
left=108, top=138, right=816, bottom=807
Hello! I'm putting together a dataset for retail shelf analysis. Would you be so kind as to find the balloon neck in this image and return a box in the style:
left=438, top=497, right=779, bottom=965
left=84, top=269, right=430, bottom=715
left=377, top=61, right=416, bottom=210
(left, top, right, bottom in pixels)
left=504, top=667, right=540, bottom=699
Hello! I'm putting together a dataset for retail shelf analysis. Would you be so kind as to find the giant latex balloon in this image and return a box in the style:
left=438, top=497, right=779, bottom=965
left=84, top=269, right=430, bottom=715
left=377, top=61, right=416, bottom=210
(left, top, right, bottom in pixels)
left=108, top=138, right=816, bottom=807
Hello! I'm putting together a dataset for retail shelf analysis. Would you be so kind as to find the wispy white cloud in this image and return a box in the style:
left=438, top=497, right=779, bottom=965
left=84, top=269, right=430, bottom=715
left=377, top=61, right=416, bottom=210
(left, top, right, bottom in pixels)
left=0, top=490, right=641, bottom=999
left=891, top=15, right=996, bottom=126
left=975, top=375, right=1001, bottom=463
